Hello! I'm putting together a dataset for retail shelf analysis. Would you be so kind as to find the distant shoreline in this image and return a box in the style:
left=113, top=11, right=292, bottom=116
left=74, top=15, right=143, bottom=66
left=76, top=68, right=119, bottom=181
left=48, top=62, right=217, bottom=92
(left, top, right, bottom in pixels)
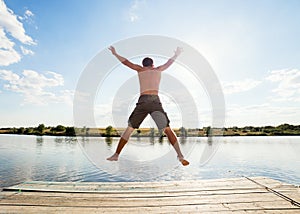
left=1, top=133, right=300, bottom=138
left=1, top=123, right=300, bottom=137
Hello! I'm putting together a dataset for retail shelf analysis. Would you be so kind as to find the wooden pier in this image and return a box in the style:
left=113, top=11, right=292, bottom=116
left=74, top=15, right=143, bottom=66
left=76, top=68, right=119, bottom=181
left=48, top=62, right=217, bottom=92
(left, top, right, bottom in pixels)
left=0, top=177, right=299, bottom=213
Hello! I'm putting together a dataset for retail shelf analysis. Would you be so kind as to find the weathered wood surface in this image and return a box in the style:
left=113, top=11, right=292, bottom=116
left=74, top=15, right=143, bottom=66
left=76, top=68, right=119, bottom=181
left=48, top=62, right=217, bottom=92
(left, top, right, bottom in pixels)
left=0, top=177, right=299, bottom=213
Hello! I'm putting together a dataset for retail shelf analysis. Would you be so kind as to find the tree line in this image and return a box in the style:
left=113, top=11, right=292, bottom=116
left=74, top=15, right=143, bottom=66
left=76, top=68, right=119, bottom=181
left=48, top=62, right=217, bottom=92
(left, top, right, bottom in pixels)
left=1, top=123, right=300, bottom=137
left=0, top=124, right=76, bottom=136
left=221, top=123, right=300, bottom=136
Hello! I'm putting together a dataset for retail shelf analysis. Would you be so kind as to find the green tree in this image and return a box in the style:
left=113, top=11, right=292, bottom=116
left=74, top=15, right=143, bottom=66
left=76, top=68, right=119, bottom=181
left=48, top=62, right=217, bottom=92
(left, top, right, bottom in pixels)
left=11, top=127, right=17, bottom=134
left=65, top=127, right=76, bottom=136
left=232, top=126, right=238, bottom=132
left=105, top=125, right=113, bottom=136
left=24, top=127, right=33, bottom=134
left=206, top=126, right=211, bottom=137
left=37, top=124, right=45, bottom=134
left=17, top=127, right=25, bottom=134
left=55, top=125, right=66, bottom=132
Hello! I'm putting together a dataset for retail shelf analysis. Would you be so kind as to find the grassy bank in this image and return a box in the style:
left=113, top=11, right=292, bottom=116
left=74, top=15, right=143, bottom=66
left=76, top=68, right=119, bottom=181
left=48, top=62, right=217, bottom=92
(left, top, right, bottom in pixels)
left=1, top=123, right=300, bottom=137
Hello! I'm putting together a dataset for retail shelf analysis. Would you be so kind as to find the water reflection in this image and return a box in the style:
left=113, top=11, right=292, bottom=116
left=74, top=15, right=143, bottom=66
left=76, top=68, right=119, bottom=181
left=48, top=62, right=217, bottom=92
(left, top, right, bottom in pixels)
left=179, top=136, right=187, bottom=144
left=36, top=136, right=43, bottom=155
left=0, top=135, right=300, bottom=188
left=149, top=135, right=155, bottom=144
left=54, top=137, right=63, bottom=143
left=105, top=137, right=113, bottom=146
left=159, top=136, right=164, bottom=143
left=36, top=136, right=43, bottom=144
left=65, top=137, right=77, bottom=144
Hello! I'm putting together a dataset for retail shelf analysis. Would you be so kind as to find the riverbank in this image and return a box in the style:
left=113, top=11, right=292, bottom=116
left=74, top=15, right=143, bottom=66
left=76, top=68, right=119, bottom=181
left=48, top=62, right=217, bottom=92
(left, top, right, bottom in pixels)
left=1, top=123, right=300, bottom=137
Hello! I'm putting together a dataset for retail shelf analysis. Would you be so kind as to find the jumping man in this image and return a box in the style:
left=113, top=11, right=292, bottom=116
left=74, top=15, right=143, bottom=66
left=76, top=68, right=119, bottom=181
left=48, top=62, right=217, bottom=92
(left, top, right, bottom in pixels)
left=106, top=46, right=189, bottom=166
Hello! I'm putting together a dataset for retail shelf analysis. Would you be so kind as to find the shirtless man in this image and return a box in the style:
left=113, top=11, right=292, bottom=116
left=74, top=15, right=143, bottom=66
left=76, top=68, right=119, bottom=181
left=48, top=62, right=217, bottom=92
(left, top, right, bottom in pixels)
left=106, top=46, right=189, bottom=166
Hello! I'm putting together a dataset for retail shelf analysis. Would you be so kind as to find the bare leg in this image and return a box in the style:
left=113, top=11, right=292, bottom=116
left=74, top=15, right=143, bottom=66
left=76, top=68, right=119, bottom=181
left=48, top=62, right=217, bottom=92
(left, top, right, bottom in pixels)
left=164, top=127, right=189, bottom=166
left=106, top=126, right=134, bottom=161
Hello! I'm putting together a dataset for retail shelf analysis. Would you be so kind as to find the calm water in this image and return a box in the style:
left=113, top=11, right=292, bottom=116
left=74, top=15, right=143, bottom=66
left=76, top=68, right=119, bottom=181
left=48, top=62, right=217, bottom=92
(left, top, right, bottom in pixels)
left=0, top=134, right=300, bottom=188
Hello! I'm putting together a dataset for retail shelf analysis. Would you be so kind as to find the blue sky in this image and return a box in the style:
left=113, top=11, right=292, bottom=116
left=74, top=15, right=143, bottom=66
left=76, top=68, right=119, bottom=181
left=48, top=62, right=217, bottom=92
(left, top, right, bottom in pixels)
left=0, top=0, right=300, bottom=128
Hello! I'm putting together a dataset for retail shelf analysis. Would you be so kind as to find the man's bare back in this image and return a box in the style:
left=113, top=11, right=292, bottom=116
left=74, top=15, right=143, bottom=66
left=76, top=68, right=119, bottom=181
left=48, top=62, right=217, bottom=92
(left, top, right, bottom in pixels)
left=106, top=46, right=189, bottom=166
left=138, top=68, right=161, bottom=95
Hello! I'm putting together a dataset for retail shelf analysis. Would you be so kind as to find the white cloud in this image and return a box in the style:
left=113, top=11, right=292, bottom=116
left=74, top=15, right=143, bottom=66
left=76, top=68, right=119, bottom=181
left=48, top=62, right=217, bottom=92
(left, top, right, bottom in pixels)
left=0, top=27, right=21, bottom=65
left=266, top=68, right=300, bottom=102
left=0, top=69, right=73, bottom=105
left=20, top=46, right=34, bottom=55
left=222, top=78, right=262, bottom=94
left=0, top=69, right=19, bottom=82
left=0, top=0, right=35, bottom=44
left=0, top=27, right=13, bottom=49
left=59, top=90, right=74, bottom=105
left=0, top=0, right=36, bottom=66
left=128, top=0, right=145, bottom=22
left=129, top=12, right=138, bottom=22
left=24, top=10, right=34, bottom=18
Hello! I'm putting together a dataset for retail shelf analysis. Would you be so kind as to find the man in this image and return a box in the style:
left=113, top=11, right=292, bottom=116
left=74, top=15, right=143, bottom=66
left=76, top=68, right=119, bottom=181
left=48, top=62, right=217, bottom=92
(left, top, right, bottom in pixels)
left=106, top=46, right=189, bottom=166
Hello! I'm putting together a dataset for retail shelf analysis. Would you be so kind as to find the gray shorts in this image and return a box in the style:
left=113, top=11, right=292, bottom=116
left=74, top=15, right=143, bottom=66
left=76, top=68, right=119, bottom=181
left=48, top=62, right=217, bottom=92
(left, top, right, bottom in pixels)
left=128, top=95, right=170, bottom=129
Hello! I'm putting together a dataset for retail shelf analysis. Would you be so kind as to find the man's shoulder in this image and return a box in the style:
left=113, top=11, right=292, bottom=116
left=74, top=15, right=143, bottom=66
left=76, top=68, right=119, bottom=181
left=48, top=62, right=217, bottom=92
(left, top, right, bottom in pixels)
left=137, top=67, right=158, bottom=72
left=140, top=67, right=162, bottom=72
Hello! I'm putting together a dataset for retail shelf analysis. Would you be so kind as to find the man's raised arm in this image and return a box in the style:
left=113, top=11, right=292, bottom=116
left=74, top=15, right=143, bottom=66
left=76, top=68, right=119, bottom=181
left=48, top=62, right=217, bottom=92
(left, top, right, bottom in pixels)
left=108, top=46, right=143, bottom=71
left=157, top=47, right=183, bottom=71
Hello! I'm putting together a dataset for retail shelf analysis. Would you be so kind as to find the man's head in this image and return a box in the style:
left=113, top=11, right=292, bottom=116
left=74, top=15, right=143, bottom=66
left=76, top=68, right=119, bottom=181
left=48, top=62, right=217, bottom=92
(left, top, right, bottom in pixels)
left=142, top=57, right=153, bottom=67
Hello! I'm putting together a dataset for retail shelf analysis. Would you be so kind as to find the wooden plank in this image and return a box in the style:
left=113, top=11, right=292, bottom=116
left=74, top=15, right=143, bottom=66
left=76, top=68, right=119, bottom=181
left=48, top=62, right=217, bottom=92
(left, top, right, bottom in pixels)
left=4, top=178, right=264, bottom=193
left=245, top=211, right=300, bottom=214
left=0, top=187, right=269, bottom=198
left=0, top=191, right=293, bottom=208
left=245, top=177, right=295, bottom=189
left=6, top=177, right=263, bottom=188
left=0, top=177, right=299, bottom=213
left=0, top=203, right=299, bottom=214
left=273, top=187, right=300, bottom=202
left=244, top=177, right=300, bottom=206
left=224, top=200, right=299, bottom=210
left=0, top=204, right=229, bottom=214
left=3, top=185, right=263, bottom=194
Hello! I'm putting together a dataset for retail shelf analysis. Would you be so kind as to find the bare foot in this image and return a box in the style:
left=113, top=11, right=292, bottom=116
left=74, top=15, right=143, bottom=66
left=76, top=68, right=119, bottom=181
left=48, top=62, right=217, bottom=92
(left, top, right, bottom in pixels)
left=178, top=156, right=189, bottom=166
left=106, top=153, right=119, bottom=161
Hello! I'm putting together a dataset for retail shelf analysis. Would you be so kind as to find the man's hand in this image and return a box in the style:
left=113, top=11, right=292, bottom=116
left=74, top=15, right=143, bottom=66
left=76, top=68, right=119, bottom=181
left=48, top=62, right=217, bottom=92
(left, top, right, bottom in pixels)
left=108, top=46, right=117, bottom=55
left=108, top=45, right=143, bottom=71
left=174, top=47, right=183, bottom=56
left=157, top=47, right=183, bottom=71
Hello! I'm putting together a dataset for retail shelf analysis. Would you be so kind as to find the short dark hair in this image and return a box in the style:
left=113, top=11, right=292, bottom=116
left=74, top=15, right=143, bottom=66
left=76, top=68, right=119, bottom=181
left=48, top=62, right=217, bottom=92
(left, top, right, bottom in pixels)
left=142, top=57, right=153, bottom=67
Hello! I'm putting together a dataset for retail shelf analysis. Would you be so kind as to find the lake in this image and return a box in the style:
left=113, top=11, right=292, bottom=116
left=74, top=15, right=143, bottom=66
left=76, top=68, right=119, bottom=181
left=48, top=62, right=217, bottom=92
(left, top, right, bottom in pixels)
left=0, top=134, right=299, bottom=188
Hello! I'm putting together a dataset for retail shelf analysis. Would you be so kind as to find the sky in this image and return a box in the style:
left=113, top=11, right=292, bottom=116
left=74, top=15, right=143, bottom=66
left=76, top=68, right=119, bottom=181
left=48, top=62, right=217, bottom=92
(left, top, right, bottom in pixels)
left=0, top=0, right=300, bottom=128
